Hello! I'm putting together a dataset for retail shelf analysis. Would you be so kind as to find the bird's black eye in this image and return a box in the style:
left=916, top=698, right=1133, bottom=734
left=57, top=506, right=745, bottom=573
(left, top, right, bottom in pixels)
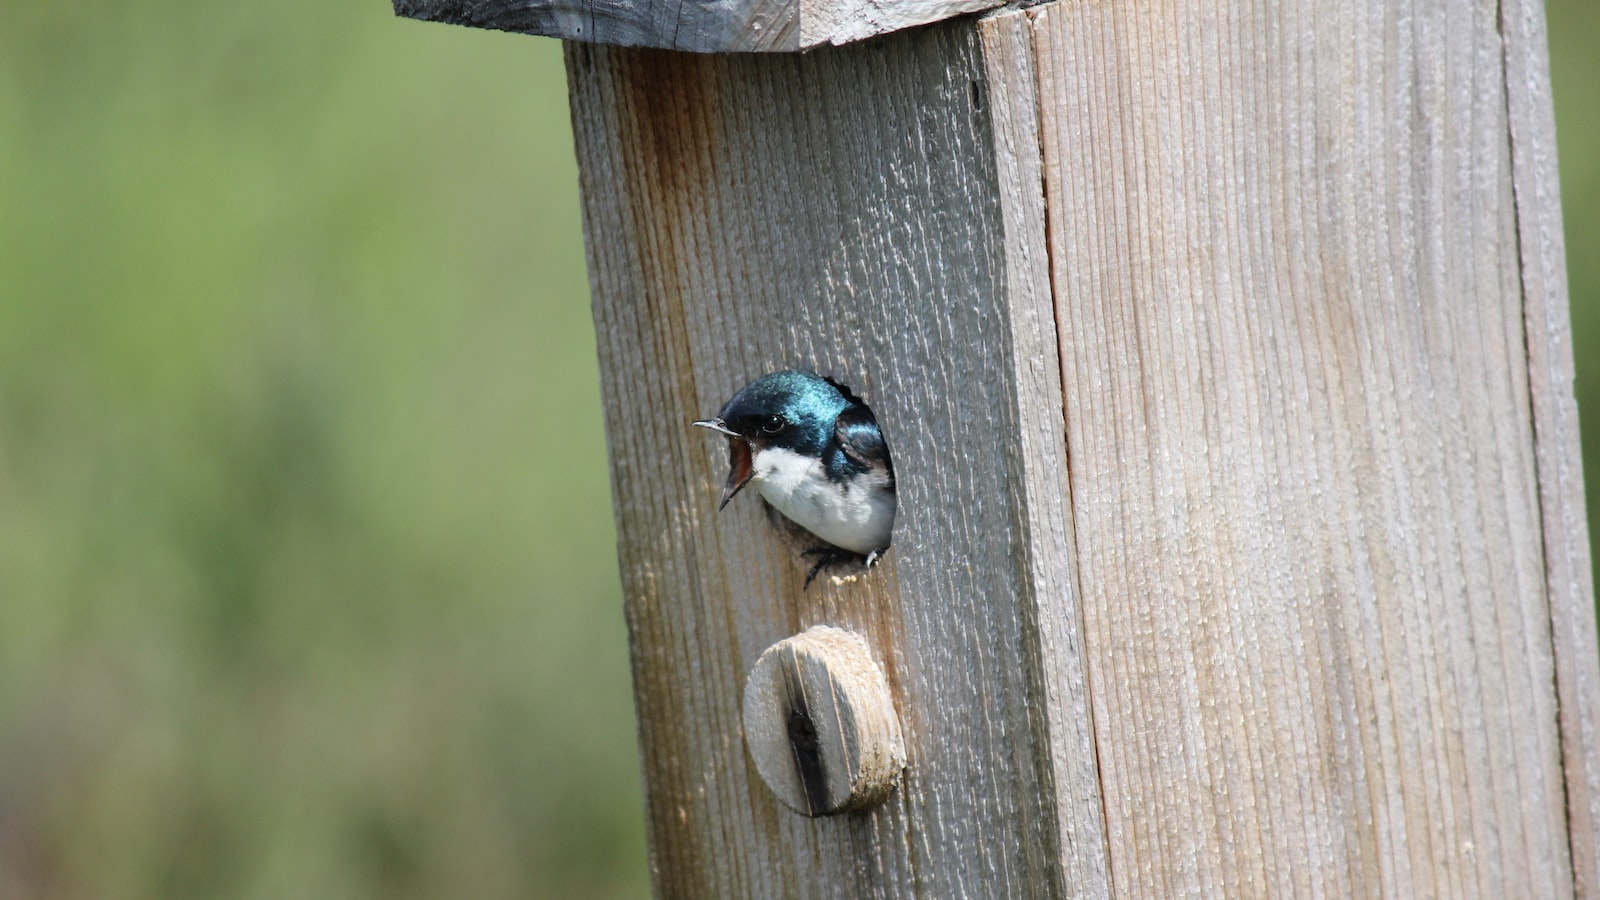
left=761, top=414, right=786, bottom=434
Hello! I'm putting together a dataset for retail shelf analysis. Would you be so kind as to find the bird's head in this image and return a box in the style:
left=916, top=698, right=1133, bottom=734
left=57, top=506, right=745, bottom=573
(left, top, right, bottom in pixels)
left=692, top=371, right=851, bottom=509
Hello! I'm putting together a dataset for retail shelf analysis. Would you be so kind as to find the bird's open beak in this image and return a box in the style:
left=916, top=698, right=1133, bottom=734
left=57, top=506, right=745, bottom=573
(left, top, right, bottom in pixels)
left=717, top=440, right=755, bottom=509
left=691, top=418, right=739, bottom=438
left=692, top=418, right=754, bottom=510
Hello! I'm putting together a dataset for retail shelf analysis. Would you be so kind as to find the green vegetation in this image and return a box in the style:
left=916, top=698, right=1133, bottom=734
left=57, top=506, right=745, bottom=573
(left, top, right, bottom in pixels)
left=1552, top=0, right=1600, bottom=577
left=0, top=2, right=1594, bottom=897
left=0, top=4, right=644, bottom=897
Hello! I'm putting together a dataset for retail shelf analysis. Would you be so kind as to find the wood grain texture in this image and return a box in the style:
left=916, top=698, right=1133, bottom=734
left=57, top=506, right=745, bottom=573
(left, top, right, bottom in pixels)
left=566, top=18, right=1108, bottom=897
left=1502, top=0, right=1600, bottom=894
left=1030, top=0, right=1593, bottom=895
left=978, top=11, right=1112, bottom=889
left=395, top=0, right=1005, bottom=52
left=561, top=0, right=1594, bottom=894
left=741, top=626, right=906, bottom=817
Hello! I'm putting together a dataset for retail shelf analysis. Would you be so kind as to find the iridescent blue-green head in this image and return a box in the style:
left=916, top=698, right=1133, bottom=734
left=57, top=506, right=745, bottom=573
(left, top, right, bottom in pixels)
left=691, top=370, right=852, bottom=508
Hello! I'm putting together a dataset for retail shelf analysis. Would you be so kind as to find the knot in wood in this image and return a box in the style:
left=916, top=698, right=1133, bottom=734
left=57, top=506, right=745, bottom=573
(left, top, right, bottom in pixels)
left=742, top=625, right=905, bottom=817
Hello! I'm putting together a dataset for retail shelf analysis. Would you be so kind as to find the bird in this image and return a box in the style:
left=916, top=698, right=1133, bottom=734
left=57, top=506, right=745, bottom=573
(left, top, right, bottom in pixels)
left=692, top=371, right=895, bottom=588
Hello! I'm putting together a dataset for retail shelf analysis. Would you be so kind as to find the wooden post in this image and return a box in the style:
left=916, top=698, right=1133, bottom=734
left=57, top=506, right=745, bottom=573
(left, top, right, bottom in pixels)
left=396, top=0, right=1598, bottom=895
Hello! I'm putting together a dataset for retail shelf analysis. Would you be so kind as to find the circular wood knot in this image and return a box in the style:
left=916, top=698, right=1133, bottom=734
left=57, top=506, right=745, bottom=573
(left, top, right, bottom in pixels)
left=741, top=625, right=905, bottom=817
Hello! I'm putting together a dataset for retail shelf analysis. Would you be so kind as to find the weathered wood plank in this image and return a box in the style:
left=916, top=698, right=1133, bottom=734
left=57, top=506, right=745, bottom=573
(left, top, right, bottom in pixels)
left=395, top=0, right=1005, bottom=52
left=1030, top=0, right=1591, bottom=894
left=565, top=17, right=1109, bottom=897
left=555, top=0, right=1592, bottom=894
left=1502, top=0, right=1600, bottom=893
left=977, top=11, right=1112, bottom=888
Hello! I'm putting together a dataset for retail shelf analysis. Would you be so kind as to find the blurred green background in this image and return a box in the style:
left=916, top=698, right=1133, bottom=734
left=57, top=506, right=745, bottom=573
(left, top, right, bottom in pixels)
left=0, top=2, right=1594, bottom=898
left=0, top=4, right=642, bottom=897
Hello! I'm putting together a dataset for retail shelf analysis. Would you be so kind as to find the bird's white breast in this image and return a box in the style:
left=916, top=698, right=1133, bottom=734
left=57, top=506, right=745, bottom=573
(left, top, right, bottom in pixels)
left=750, top=446, right=894, bottom=556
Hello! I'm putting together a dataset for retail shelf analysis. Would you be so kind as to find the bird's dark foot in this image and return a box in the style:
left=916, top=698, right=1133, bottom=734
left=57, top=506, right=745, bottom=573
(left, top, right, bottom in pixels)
left=801, top=546, right=888, bottom=589
left=801, top=546, right=851, bottom=590
left=801, top=547, right=837, bottom=589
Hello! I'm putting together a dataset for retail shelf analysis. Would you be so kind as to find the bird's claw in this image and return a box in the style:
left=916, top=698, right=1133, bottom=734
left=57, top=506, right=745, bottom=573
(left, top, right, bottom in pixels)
left=803, top=556, right=831, bottom=590
left=801, top=546, right=846, bottom=590
left=799, top=546, right=888, bottom=589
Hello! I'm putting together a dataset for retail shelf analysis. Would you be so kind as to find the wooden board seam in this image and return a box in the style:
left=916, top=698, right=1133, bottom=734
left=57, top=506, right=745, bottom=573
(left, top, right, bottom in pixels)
left=1016, top=6, right=1122, bottom=894
left=1500, top=0, right=1600, bottom=892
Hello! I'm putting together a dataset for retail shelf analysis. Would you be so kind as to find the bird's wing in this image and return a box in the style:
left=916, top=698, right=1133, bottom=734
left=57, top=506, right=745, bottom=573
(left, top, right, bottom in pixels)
left=834, top=405, right=895, bottom=486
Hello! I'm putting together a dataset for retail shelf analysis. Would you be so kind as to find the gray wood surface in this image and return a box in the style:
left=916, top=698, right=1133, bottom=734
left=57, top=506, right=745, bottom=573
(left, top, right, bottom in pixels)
left=394, top=0, right=1005, bottom=52
left=1503, top=0, right=1600, bottom=893
left=567, top=19, right=1109, bottom=897
left=563, top=0, right=1597, bottom=895
left=1028, top=0, right=1595, bottom=894
left=741, top=626, right=906, bottom=817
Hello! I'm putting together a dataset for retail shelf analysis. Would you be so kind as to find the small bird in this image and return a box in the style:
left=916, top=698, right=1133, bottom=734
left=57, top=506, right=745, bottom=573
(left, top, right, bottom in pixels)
left=693, top=371, right=896, bottom=587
